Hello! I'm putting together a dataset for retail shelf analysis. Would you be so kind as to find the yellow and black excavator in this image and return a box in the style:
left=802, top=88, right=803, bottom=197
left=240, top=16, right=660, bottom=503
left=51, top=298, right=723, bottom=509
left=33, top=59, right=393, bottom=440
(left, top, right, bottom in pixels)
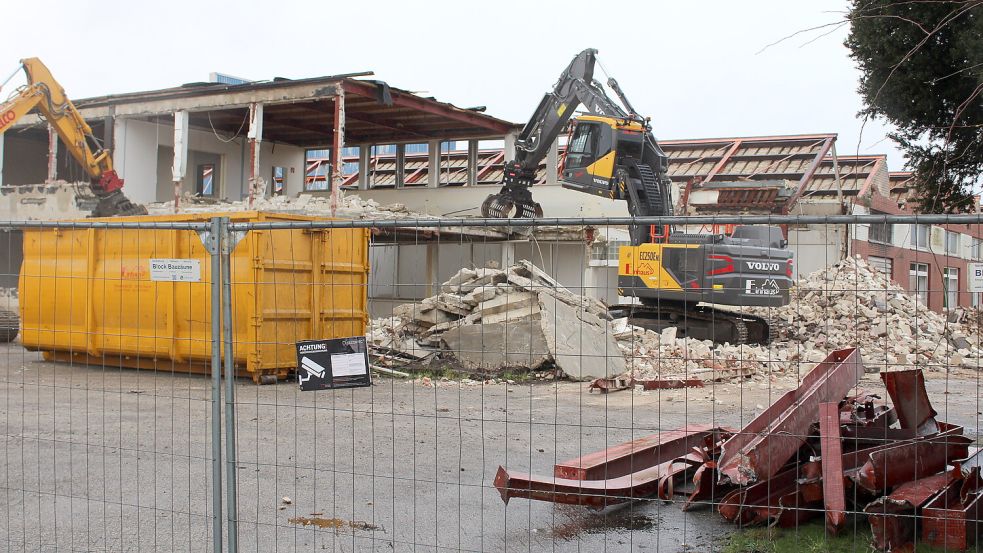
left=482, top=49, right=793, bottom=344
left=0, top=58, right=147, bottom=217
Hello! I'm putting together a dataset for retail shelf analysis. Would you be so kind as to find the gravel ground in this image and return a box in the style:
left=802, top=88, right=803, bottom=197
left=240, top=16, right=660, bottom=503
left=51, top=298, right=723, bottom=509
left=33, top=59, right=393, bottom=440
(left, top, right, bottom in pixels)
left=1, top=342, right=981, bottom=552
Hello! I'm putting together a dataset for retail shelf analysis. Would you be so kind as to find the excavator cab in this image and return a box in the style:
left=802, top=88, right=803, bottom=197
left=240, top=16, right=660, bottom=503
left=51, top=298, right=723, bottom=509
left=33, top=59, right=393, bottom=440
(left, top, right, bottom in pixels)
left=561, top=116, right=643, bottom=199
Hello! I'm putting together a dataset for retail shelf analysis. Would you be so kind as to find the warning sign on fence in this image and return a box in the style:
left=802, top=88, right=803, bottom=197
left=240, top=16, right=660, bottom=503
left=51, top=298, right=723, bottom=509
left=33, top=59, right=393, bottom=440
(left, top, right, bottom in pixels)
left=295, top=336, right=371, bottom=391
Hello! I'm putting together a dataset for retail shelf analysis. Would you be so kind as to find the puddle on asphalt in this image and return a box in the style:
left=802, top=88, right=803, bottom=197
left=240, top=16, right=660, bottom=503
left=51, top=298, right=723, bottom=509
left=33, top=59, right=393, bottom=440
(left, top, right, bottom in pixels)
left=546, top=512, right=658, bottom=540
left=288, top=516, right=381, bottom=532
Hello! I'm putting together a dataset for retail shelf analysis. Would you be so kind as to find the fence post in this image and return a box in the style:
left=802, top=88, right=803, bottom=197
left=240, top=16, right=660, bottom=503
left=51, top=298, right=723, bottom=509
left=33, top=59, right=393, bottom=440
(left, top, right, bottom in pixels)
left=207, top=217, right=224, bottom=553
left=220, top=216, right=239, bottom=552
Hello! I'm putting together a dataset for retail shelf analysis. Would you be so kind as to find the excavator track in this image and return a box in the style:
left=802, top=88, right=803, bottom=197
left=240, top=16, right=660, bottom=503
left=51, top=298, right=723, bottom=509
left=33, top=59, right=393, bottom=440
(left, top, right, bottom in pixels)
left=610, top=303, right=773, bottom=346
left=0, top=309, right=19, bottom=343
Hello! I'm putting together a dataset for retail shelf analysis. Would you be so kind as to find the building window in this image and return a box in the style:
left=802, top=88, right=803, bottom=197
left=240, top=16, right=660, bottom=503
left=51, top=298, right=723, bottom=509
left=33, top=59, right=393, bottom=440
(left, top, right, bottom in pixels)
left=910, top=224, right=930, bottom=250
left=271, top=166, right=286, bottom=196
left=590, top=240, right=630, bottom=266
left=973, top=239, right=983, bottom=260
left=909, top=263, right=929, bottom=306
left=944, top=267, right=959, bottom=309
left=868, top=256, right=893, bottom=281
left=869, top=212, right=893, bottom=244
left=195, top=164, right=216, bottom=196
left=946, top=231, right=960, bottom=256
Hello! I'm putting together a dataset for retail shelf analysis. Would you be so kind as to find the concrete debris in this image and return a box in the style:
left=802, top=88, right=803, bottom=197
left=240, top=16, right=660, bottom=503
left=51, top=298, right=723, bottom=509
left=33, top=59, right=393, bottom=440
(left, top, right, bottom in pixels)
left=148, top=191, right=423, bottom=220
left=757, top=255, right=982, bottom=371
left=613, top=320, right=778, bottom=382
left=367, top=260, right=623, bottom=380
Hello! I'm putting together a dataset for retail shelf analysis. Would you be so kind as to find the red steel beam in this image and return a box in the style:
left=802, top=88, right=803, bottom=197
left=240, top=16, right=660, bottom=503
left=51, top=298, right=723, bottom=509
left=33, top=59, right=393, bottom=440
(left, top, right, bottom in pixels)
left=865, top=470, right=959, bottom=552
left=341, top=80, right=514, bottom=135
left=718, top=347, right=865, bottom=485
left=881, top=369, right=939, bottom=435
left=552, top=425, right=721, bottom=481
left=851, top=433, right=971, bottom=493
left=700, top=139, right=742, bottom=186
left=922, top=466, right=983, bottom=550
left=493, top=454, right=703, bottom=509
left=782, top=135, right=835, bottom=214
left=819, top=401, right=847, bottom=535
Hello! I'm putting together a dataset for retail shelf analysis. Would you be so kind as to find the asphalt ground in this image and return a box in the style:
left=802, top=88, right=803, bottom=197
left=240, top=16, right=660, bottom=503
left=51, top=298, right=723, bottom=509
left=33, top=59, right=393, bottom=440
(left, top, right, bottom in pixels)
left=2, top=342, right=980, bottom=552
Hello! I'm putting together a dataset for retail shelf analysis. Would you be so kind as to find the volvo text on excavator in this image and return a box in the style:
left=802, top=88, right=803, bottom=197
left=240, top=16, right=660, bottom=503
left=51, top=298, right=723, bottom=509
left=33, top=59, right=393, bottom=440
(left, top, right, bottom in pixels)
left=0, top=58, right=147, bottom=217
left=481, top=49, right=793, bottom=345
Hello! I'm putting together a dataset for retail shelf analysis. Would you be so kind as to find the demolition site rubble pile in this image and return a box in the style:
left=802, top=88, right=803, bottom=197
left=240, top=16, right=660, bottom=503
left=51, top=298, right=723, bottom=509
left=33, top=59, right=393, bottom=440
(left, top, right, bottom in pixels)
left=368, top=261, right=783, bottom=383
left=367, top=260, right=625, bottom=381
left=761, top=255, right=983, bottom=371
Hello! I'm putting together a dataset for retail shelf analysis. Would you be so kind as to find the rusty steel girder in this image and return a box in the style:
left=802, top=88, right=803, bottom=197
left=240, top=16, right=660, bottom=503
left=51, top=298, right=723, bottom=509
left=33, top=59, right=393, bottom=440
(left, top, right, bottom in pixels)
left=718, top=348, right=865, bottom=485
left=922, top=463, right=983, bottom=551
left=819, top=401, right=847, bottom=535
left=881, top=370, right=939, bottom=435
left=865, top=470, right=959, bottom=552
left=495, top=426, right=726, bottom=508
left=493, top=454, right=703, bottom=509
left=851, top=433, right=971, bottom=493
left=552, top=425, right=725, bottom=480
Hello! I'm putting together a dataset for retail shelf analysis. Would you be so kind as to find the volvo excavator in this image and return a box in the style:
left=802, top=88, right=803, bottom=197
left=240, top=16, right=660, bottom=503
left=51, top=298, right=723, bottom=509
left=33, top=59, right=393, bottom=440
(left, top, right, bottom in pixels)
left=0, top=58, right=147, bottom=217
left=482, top=49, right=793, bottom=344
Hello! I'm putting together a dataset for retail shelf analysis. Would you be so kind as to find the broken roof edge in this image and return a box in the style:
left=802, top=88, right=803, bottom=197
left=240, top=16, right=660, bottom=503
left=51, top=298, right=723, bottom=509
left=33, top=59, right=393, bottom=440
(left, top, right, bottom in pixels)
left=58, top=75, right=514, bottom=134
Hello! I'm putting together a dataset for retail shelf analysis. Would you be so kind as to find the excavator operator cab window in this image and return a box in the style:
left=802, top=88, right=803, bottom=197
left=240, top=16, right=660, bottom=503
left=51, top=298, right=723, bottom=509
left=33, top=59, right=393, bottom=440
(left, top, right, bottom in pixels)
left=566, top=121, right=612, bottom=170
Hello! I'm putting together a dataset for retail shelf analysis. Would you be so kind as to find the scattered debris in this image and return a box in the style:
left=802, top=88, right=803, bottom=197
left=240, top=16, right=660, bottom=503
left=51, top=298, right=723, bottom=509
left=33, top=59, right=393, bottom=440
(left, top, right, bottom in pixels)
left=495, top=347, right=980, bottom=552
left=587, top=376, right=704, bottom=393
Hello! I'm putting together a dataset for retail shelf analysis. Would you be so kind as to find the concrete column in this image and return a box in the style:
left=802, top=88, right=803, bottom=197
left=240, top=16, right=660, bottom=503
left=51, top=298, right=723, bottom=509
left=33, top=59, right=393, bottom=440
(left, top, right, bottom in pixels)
left=425, top=242, right=440, bottom=297
left=546, top=137, right=559, bottom=186
left=500, top=241, right=516, bottom=269
left=395, top=144, right=406, bottom=189
left=466, top=139, right=478, bottom=186
left=358, top=145, right=371, bottom=190
left=503, top=130, right=519, bottom=162
left=46, top=124, right=58, bottom=183
left=103, top=106, right=115, bottom=152
left=330, top=88, right=346, bottom=216
left=247, top=103, right=264, bottom=206
left=172, top=111, right=190, bottom=211
left=428, top=139, right=440, bottom=188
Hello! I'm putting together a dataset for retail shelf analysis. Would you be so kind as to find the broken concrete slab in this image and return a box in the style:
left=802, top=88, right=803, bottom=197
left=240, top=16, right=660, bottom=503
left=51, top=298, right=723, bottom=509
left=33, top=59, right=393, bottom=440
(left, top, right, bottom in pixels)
left=441, top=319, right=550, bottom=372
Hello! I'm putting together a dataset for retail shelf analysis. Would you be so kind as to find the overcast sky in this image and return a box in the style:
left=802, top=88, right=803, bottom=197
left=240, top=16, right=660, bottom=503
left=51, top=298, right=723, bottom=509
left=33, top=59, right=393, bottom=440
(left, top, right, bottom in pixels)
left=2, top=0, right=904, bottom=168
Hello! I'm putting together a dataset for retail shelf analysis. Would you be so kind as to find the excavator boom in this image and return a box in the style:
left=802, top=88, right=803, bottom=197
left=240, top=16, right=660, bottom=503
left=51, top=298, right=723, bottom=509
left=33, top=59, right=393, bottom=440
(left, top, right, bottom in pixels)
left=0, top=58, right=146, bottom=216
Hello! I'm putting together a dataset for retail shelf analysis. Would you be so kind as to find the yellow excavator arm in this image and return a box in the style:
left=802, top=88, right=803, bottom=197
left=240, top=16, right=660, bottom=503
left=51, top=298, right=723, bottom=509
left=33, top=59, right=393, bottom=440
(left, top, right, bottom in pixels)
left=0, top=58, right=145, bottom=216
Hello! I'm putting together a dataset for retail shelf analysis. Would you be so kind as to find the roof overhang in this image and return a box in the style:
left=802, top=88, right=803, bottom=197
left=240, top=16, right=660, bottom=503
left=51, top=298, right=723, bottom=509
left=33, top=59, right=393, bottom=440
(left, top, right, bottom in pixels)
left=11, top=76, right=514, bottom=147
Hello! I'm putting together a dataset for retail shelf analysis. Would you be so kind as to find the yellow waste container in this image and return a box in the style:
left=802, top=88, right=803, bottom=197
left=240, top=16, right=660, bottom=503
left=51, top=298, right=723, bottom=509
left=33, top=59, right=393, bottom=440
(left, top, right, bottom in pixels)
left=18, top=211, right=370, bottom=383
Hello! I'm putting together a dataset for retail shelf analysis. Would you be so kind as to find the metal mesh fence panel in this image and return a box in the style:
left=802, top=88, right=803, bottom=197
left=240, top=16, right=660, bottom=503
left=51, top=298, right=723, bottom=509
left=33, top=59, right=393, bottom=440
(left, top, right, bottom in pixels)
left=0, top=219, right=223, bottom=552
left=3, top=214, right=983, bottom=552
